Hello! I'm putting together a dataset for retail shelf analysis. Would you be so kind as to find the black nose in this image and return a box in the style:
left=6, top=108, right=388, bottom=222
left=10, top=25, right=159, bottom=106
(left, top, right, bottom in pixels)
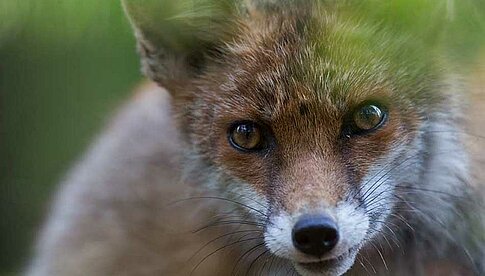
left=292, top=215, right=339, bottom=257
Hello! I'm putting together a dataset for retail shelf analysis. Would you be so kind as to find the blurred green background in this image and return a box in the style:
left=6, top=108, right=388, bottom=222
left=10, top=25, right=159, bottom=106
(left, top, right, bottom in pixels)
left=0, top=1, right=142, bottom=274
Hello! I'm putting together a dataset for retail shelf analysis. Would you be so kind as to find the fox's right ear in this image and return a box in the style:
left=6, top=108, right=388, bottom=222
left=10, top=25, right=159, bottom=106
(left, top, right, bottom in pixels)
left=122, top=0, right=243, bottom=88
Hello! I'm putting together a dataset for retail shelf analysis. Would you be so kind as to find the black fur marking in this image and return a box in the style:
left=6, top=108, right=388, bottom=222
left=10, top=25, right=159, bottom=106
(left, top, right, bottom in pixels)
left=299, top=103, right=310, bottom=116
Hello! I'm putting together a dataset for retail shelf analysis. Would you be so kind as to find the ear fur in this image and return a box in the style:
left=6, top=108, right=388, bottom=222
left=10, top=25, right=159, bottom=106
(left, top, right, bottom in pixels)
left=122, top=0, right=242, bottom=87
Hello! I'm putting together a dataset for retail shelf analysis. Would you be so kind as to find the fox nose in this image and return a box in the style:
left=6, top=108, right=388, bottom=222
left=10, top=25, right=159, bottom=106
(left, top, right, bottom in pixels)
left=292, top=215, right=339, bottom=257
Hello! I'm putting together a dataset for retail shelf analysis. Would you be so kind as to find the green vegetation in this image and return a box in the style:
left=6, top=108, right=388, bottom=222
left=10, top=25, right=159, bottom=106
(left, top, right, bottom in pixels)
left=0, top=1, right=141, bottom=273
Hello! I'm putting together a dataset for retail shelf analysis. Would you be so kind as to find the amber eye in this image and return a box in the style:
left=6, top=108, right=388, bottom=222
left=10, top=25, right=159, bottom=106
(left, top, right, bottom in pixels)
left=229, top=122, right=262, bottom=151
left=352, top=104, right=386, bottom=132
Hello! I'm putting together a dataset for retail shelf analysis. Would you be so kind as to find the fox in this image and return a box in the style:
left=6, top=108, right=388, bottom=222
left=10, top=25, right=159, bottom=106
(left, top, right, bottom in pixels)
left=28, top=0, right=485, bottom=275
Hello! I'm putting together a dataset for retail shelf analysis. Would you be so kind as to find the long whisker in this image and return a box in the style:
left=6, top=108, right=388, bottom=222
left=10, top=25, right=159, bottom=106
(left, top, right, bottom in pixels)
left=190, top=236, right=263, bottom=275
left=193, top=220, right=265, bottom=233
left=245, top=247, right=270, bottom=276
left=356, top=255, right=373, bottom=276
left=189, top=229, right=262, bottom=261
left=368, top=240, right=388, bottom=271
left=231, top=242, right=265, bottom=275
left=169, top=196, right=268, bottom=218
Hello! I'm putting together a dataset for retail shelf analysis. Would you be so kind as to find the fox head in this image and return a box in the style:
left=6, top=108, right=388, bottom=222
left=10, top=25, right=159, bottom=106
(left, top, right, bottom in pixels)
left=123, top=0, right=484, bottom=275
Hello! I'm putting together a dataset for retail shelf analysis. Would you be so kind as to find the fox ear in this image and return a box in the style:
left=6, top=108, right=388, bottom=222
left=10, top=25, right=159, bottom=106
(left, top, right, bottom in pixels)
left=122, top=0, right=242, bottom=87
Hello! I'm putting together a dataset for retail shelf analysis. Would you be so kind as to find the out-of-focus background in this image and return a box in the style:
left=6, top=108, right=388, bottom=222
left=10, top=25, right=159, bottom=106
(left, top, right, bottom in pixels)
left=0, top=1, right=142, bottom=274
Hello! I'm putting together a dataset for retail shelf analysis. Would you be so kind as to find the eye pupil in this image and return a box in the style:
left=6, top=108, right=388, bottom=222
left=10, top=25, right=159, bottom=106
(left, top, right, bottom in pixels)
left=353, top=104, right=385, bottom=131
left=230, top=122, right=262, bottom=151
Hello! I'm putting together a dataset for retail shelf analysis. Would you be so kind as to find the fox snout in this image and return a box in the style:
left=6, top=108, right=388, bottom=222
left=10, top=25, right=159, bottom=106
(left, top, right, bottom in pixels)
left=292, top=215, right=339, bottom=257
left=264, top=196, right=370, bottom=275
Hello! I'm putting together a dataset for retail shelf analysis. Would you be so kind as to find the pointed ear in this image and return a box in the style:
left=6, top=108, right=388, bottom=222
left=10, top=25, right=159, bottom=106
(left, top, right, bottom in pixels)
left=122, top=0, right=241, bottom=87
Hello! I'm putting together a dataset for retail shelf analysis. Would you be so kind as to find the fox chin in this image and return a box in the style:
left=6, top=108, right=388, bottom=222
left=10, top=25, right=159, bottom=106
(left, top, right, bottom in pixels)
left=28, top=0, right=485, bottom=275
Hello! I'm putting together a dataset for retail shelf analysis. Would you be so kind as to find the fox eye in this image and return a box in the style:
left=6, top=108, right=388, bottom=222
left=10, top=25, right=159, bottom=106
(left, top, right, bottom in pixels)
left=229, top=121, right=262, bottom=151
left=352, top=104, right=387, bottom=133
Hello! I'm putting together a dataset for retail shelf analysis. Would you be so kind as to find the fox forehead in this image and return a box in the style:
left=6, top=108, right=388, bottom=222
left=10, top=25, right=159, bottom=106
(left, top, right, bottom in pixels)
left=196, top=7, right=435, bottom=119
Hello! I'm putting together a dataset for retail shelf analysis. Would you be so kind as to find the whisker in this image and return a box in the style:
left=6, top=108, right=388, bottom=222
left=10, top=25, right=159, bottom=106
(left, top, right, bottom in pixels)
left=231, top=242, right=265, bottom=275
left=169, top=196, right=267, bottom=218
left=389, top=213, right=415, bottom=234
left=193, top=220, right=265, bottom=233
left=353, top=139, right=410, bottom=200
left=369, top=241, right=388, bottom=271
left=245, top=247, right=270, bottom=276
left=189, top=229, right=262, bottom=262
left=190, top=236, right=263, bottom=275
left=258, top=247, right=281, bottom=275
left=359, top=250, right=378, bottom=274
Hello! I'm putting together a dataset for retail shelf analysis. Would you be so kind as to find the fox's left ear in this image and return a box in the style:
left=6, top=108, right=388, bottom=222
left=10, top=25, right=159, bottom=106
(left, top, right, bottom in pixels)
left=122, top=0, right=246, bottom=89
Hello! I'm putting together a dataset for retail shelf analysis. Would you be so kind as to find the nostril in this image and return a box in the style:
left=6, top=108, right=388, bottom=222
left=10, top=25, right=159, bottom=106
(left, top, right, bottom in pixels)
left=294, top=226, right=338, bottom=248
left=292, top=215, right=339, bottom=257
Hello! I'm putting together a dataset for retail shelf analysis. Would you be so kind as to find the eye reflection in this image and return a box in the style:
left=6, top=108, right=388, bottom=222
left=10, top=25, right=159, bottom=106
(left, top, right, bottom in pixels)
left=229, top=122, right=262, bottom=151
left=352, top=104, right=386, bottom=132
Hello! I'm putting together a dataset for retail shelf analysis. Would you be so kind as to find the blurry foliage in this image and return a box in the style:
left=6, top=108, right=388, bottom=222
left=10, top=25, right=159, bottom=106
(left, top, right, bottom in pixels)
left=0, top=0, right=141, bottom=274
left=352, top=0, right=485, bottom=64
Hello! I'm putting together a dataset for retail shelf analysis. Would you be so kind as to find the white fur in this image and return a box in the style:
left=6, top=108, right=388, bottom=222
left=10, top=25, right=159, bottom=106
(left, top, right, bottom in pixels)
left=225, top=179, right=270, bottom=221
left=264, top=201, right=369, bottom=275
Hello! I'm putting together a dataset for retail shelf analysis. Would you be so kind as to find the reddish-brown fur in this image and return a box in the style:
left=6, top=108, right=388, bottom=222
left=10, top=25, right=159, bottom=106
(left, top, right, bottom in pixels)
left=164, top=11, right=423, bottom=214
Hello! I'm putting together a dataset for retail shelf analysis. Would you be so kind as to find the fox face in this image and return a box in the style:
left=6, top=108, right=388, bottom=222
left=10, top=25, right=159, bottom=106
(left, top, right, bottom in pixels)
left=174, top=19, right=428, bottom=275
left=123, top=0, right=480, bottom=275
